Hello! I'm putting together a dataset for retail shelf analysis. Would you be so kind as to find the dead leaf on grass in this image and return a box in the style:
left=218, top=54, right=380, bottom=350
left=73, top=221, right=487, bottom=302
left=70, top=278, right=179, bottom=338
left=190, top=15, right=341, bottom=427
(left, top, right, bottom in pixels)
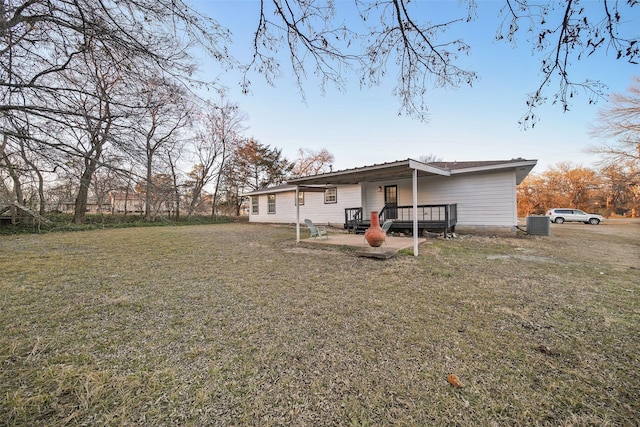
left=447, top=373, right=463, bottom=388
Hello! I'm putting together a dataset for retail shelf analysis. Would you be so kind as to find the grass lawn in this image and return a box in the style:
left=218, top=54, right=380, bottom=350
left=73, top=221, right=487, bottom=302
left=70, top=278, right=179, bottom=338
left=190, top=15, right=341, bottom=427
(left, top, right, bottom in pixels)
left=1, top=223, right=639, bottom=426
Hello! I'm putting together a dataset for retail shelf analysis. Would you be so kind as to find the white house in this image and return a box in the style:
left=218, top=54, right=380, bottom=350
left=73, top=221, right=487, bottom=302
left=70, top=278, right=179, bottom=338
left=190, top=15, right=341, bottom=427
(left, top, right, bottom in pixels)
left=245, top=183, right=361, bottom=226
left=244, top=158, right=537, bottom=243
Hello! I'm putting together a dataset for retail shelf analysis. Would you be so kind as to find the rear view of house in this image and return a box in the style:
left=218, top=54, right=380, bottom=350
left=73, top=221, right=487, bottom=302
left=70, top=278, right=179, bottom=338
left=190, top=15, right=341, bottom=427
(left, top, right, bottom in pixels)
left=245, top=158, right=537, bottom=235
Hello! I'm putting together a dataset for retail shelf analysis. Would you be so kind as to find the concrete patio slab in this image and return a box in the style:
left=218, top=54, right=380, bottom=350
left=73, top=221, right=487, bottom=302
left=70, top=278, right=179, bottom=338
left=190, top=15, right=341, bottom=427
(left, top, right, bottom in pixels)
left=299, top=232, right=422, bottom=257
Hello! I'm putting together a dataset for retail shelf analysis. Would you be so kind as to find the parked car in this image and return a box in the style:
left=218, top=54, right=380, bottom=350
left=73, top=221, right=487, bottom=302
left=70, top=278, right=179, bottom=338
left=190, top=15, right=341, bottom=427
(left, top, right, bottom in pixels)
left=546, top=208, right=604, bottom=225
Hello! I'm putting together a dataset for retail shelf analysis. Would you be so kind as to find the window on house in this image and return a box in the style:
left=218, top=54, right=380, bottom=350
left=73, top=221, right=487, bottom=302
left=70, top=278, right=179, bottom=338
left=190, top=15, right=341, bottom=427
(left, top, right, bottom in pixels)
left=267, top=194, right=276, bottom=214
left=251, top=196, right=259, bottom=214
left=298, top=191, right=305, bottom=206
left=324, top=188, right=337, bottom=204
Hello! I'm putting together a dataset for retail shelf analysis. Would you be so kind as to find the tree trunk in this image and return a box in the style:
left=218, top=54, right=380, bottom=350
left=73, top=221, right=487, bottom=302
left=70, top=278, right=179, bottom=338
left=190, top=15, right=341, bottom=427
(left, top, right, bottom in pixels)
left=144, top=156, right=153, bottom=221
left=234, top=187, right=241, bottom=217
left=36, top=168, right=45, bottom=216
left=211, top=188, right=217, bottom=219
left=1, top=135, right=24, bottom=204
left=73, top=158, right=98, bottom=223
left=168, top=154, right=180, bottom=221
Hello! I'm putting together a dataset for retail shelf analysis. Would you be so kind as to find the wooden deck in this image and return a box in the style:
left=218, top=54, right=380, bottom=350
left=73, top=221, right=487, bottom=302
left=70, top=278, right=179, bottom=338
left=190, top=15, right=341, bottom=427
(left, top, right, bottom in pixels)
left=345, top=204, right=457, bottom=237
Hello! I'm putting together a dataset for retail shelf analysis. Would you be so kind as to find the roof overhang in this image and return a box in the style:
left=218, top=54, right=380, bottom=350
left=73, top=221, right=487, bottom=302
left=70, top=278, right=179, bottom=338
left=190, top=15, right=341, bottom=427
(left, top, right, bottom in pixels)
left=458, top=160, right=537, bottom=185
left=243, top=184, right=329, bottom=197
left=286, top=159, right=450, bottom=186
left=286, top=158, right=537, bottom=186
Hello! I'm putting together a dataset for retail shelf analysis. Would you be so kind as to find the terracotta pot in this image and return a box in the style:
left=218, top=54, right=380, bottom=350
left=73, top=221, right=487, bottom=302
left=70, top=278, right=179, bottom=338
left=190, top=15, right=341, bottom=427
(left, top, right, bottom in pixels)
left=364, top=211, right=386, bottom=247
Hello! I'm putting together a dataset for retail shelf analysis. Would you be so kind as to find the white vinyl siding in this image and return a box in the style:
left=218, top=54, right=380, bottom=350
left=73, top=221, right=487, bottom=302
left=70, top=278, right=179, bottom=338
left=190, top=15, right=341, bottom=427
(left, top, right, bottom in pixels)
left=248, top=185, right=361, bottom=225
left=247, top=170, right=519, bottom=228
left=416, top=172, right=516, bottom=226
left=360, top=170, right=517, bottom=227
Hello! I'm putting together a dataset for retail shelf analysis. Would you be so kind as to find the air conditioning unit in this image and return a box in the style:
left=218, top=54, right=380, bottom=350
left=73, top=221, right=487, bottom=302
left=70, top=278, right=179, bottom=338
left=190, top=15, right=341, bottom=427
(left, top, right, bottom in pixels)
left=526, top=216, right=550, bottom=236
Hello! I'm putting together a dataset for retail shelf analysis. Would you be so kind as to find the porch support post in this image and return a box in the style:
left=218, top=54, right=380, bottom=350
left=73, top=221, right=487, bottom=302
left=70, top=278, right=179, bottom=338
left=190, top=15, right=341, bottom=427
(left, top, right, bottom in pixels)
left=412, top=168, right=419, bottom=257
left=295, top=186, right=300, bottom=243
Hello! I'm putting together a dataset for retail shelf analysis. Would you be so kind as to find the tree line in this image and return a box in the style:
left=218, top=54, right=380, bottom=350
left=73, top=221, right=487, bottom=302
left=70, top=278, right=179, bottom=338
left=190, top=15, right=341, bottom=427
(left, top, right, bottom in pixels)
left=0, top=0, right=334, bottom=223
left=518, top=76, right=640, bottom=219
left=517, top=161, right=639, bottom=218
left=1, top=1, right=636, bottom=224
left=0, top=84, right=335, bottom=222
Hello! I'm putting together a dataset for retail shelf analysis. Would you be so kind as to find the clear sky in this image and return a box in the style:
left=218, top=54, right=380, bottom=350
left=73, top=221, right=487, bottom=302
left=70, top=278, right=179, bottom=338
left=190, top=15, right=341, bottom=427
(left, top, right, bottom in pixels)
left=190, top=0, right=639, bottom=173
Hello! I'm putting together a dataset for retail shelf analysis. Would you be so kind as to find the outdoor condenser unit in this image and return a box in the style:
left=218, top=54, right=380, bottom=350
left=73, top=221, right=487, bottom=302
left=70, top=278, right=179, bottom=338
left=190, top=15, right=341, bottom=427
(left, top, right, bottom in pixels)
left=526, top=216, right=550, bottom=236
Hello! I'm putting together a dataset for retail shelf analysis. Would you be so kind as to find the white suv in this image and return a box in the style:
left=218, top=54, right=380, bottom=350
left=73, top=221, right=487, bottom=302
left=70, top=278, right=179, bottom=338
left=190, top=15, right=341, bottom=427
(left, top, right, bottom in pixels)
left=546, top=208, right=604, bottom=225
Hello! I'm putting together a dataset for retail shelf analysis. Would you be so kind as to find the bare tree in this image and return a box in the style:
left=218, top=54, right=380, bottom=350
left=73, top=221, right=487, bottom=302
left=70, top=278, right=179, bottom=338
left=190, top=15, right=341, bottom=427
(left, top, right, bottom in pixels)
left=498, top=1, right=638, bottom=126
left=183, top=97, right=245, bottom=218
left=598, top=162, right=637, bottom=214
left=245, top=1, right=477, bottom=121
left=292, top=148, right=335, bottom=177
left=135, top=174, right=175, bottom=218
left=91, top=165, right=124, bottom=216
left=0, top=166, right=13, bottom=205
left=0, top=0, right=230, bottom=200
left=16, top=132, right=47, bottom=215
left=0, top=0, right=229, bottom=114
left=589, top=76, right=640, bottom=166
left=50, top=42, right=123, bottom=223
left=243, top=1, right=637, bottom=123
left=1, top=1, right=636, bottom=159
left=165, top=144, right=185, bottom=220
left=0, top=133, right=25, bottom=205
left=419, top=154, right=443, bottom=163
left=547, top=162, right=600, bottom=209
left=131, top=75, right=192, bottom=221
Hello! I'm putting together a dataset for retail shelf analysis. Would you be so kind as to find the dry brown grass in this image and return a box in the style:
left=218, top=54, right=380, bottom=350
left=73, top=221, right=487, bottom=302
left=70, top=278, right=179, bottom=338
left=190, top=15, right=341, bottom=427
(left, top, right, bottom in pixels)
left=1, top=222, right=639, bottom=426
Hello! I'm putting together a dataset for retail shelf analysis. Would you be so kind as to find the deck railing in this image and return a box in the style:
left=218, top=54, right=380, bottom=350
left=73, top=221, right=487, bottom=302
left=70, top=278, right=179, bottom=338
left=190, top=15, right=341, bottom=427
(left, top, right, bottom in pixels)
left=345, top=203, right=457, bottom=236
left=380, top=203, right=457, bottom=226
left=344, top=207, right=363, bottom=233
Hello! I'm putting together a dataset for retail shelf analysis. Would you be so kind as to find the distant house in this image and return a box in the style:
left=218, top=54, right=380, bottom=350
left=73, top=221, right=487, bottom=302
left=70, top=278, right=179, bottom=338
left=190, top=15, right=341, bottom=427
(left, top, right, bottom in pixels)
left=244, top=158, right=537, bottom=236
left=109, top=191, right=146, bottom=214
left=58, top=200, right=111, bottom=214
left=55, top=191, right=176, bottom=216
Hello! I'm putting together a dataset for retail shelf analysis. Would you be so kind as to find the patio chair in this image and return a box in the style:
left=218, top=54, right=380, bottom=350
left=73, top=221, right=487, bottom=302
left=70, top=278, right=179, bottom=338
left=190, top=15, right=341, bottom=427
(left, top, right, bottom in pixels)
left=304, top=219, right=328, bottom=239
left=379, top=219, right=394, bottom=245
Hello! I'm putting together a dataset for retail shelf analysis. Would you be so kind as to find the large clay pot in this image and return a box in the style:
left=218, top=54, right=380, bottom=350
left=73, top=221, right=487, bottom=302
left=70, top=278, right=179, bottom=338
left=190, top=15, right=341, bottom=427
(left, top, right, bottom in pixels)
left=364, top=211, right=386, bottom=247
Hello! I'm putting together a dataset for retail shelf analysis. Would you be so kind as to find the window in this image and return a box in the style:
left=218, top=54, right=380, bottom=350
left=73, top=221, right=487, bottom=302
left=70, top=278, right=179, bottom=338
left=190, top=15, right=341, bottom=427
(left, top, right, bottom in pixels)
left=267, top=194, right=276, bottom=214
left=251, top=196, right=259, bottom=214
left=324, top=187, right=337, bottom=204
left=297, top=191, right=305, bottom=206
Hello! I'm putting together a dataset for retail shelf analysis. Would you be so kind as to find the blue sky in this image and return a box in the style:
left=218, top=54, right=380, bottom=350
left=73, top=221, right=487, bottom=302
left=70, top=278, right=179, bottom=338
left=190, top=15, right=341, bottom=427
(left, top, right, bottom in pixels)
left=191, top=0, right=638, bottom=173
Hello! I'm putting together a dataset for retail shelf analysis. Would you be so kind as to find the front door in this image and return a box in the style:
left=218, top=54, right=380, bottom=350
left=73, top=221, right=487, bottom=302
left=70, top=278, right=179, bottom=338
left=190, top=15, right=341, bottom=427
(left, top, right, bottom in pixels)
left=384, top=185, right=398, bottom=219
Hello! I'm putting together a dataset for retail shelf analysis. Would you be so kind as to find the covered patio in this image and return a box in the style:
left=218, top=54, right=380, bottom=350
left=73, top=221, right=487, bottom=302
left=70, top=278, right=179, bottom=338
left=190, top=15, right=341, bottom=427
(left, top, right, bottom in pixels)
left=289, top=159, right=452, bottom=257
left=285, top=158, right=537, bottom=257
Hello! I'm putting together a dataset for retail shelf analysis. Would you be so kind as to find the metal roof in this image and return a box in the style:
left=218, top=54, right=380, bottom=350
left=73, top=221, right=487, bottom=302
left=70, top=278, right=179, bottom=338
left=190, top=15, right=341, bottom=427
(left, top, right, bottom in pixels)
left=244, top=184, right=328, bottom=196
left=286, top=158, right=537, bottom=186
